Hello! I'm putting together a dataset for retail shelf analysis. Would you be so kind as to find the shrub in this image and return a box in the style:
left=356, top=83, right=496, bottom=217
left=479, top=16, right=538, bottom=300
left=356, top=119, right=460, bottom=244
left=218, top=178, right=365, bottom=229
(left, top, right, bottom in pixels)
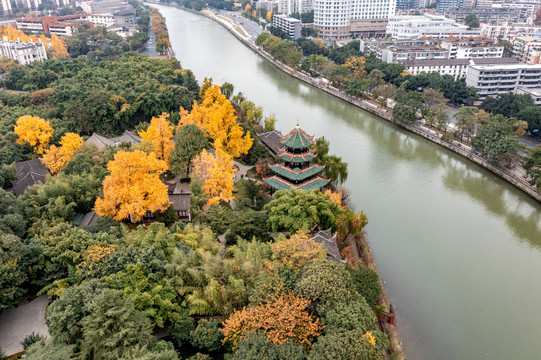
left=348, top=267, right=382, bottom=306
left=21, top=332, right=46, bottom=350
left=191, top=319, right=223, bottom=352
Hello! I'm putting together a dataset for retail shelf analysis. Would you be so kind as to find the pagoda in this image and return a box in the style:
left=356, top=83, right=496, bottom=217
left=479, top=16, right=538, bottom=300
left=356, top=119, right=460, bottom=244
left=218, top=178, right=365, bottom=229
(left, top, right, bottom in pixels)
left=263, top=124, right=329, bottom=191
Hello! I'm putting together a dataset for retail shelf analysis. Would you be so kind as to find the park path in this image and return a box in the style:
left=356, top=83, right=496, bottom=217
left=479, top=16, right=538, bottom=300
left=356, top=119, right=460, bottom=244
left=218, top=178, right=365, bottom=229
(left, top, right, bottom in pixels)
left=0, top=295, right=50, bottom=356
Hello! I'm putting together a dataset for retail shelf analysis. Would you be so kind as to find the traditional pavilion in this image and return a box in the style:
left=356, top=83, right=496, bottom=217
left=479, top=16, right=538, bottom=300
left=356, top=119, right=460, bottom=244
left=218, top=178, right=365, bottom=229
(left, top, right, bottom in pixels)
left=263, top=124, right=329, bottom=191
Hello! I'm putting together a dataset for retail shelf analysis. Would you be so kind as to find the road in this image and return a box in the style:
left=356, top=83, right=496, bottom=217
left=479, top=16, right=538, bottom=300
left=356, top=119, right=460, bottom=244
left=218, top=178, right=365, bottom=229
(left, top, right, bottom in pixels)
left=140, top=24, right=160, bottom=57
left=215, top=10, right=264, bottom=40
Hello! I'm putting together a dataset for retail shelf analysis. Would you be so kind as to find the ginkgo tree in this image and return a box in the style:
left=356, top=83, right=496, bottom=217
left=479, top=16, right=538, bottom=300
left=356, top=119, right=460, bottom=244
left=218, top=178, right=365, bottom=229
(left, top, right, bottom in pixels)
left=179, top=84, right=253, bottom=158
left=14, top=115, right=54, bottom=154
left=138, top=113, right=175, bottom=163
left=192, top=148, right=237, bottom=205
left=41, top=132, right=84, bottom=175
left=94, top=150, right=170, bottom=223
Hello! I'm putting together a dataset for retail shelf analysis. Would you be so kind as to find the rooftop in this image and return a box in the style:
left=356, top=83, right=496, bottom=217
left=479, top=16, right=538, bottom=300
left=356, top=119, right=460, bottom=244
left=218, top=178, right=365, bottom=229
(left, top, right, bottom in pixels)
left=264, top=175, right=329, bottom=191
left=281, top=126, right=314, bottom=149
left=11, top=159, right=49, bottom=196
left=470, top=62, right=541, bottom=70
left=258, top=130, right=283, bottom=154
left=269, top=163, right=325, bottom=181
left=312, top=229, right=345, bottom=263
left=85, top=130, right=141, bottom=149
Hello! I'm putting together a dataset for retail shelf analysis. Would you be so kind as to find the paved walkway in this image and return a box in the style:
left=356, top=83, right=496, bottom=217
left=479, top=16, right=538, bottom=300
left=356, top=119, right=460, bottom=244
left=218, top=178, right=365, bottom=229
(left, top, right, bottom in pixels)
left=0, top=295, right=50, bottom=356
left=233, top=161, right=254, bottom=182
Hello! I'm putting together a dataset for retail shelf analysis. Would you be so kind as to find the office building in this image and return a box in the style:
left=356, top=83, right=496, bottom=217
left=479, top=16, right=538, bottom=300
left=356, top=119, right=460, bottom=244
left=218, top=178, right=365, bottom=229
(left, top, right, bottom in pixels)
left=0, top=39, right=47, bottom=65
left=272, top=14, right=302, bottom=39
left=465, top=62, right=541, bottom=99
left=387, top=13, right=481, bottom=39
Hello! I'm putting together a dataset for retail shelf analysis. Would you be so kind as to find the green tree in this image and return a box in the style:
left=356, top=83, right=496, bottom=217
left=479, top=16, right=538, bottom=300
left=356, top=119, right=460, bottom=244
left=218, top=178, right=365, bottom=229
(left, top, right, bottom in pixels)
left=45, top=279, right=108, bottom=343
left=472, top=115, right=522, bottom=165
left=480, top=93, right=535, bottom=118
left=230, top=331, right=306, bottom=360
left=264, top=189, right=342, bottom=233
left=465, top=13, right=480, bottom=28
left=0, top=188, right=24, bottom=237
left=0, top=233, right=29, bottom=309
left=24, top=339, right=76, bottom=360
left=524, top=147, right=541, bottom=189
left=324, top=300, right=377, bottom=333
left=80, top=289, right=155, bottom=360
left=221, top=82, right=235, bottom=100
left=517, top=106, right=541, bottom=137
left=296, top=260, right=356, bottom=315
left=347, top=267, right=382, bottom=306
left=312, top=137, right=348, bottom=185
left=0, top=163, right=16, bottom=189
left=455, top=106, right=480, bottom=142
left=169, top=312, right=195, bottom=347
left=171, top=124, right=209, bottom=178
left=308, top=329, right=387, bottom=360
left=191, top=319, right=223, bottom=351
left=393, top=86, right=425, bottom=123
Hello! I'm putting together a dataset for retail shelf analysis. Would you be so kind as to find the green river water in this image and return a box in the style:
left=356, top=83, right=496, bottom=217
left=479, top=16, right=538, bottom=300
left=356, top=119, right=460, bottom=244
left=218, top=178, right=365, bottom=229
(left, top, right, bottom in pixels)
left=151, top=5, right=541, bottom=359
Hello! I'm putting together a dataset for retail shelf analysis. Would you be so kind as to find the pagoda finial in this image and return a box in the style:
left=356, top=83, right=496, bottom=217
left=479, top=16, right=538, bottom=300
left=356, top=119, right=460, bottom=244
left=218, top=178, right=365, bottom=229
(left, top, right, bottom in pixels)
left=296, top=121, right=299, bottom=127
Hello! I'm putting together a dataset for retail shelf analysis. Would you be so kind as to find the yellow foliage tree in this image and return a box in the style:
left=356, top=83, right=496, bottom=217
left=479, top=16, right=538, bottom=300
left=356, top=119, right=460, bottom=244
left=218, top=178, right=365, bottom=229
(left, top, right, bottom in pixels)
left=324, top=190, right=342, bottom=207
left=94, top=150, right=170, bottom=223
left=14, top=115, right=54, bottom=154
left=204, top=148, right=237, bottom=205
left=266, top=11, right=272, bottom=22
left=271, top=230, right=327, bottom=270
left=138, top=113, right=175, bottom=163
left=50, top=34, right=69, bottom=58
left=221, top=292, right=323, bottom=349
left=41, top=132, right=84, bottom=175
left=192, top=148, right=237, bottom=205
left=344, top=56, right=367, bottom=80
left=180, top=85, right=253, bottom=158
left=192, top=148, right=215, bottom=182
left=245, top=3, right=251, bottom=12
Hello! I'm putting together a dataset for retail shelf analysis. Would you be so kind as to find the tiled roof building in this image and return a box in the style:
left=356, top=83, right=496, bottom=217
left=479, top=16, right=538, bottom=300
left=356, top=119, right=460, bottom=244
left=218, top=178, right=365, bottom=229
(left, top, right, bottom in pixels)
left=264, top=125, right=329, bottom=192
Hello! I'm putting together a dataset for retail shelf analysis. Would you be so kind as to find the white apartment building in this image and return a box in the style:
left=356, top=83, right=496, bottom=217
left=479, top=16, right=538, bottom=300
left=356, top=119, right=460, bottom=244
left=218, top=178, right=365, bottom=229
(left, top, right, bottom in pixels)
left=406, top=57, right=518, bottom=79
left=517, top=86, right=541, bottom=104
left=386, top=13, right=481, bottom=40
left=272, top=14, right=302, bottom=39
left=279, top=0, right=313, bottom=15
left=314, top=0, right=395, bottom=40
left=480, top=23, right=541, bottom=40
left=0, top=40, right=47, bottom=65
left=466, top=63, right=541, bottom=99
left=511, top=36, right=541, bottom=63
left=314, top=0, right=353, bottom=40
left=89, top=13, right=115, bottom=27
left=440, top=39, right=504, bottom=58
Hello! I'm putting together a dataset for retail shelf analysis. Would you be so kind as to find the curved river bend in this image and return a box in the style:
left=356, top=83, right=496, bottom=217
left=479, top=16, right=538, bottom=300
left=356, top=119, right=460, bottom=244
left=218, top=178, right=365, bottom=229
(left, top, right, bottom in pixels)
left=151, top=5, right=541, bottom=359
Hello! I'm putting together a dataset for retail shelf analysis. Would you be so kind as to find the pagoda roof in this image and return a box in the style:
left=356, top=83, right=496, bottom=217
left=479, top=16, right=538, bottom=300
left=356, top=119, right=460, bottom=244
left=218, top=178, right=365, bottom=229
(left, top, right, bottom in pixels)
left=269, top=163, right=325, bottom=181
left=278, top=149, right=316, bottom=163
left=264, top=175, right=329, bottom=191
left=282, top=126, right=314, bottom=149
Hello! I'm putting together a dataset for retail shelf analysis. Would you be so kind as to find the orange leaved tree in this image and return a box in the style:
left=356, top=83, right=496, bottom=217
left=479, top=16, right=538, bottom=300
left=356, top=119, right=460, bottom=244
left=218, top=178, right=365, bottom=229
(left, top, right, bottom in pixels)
left=179, top=85, right=253, bottom=158
left=221, top=292, right=323, bottom=349
left=138, top=113, right=175, bottom=163
left=41, top=132, right=84, bottom=174
left=271, top=230, right=327, bottom=271
left=192, top=148, right=237, bottom=205
left=14, top=115, right=54, bottom=154
left=94, top=150, right=170, bottom=223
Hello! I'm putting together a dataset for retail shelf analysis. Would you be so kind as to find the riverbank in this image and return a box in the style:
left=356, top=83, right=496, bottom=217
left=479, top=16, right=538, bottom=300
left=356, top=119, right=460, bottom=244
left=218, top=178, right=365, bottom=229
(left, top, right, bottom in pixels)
left=191, top=7, right=541, bottom=202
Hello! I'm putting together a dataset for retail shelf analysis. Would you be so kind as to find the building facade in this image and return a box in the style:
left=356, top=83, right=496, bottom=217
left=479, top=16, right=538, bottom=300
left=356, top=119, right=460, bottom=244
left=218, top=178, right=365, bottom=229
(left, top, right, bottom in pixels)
left=405, top=57, right=518, bottom=79
left=465, top=63, right=541, bottom=99
left=314, top=0, right=395, bottom=40
left=386, top=13, right=481, bottom=39
left=511, top=36, right=541, bottom=63
left=272, top=14, right=302, bottom=39
left=480, top=23, right=541, bottom=39
left=0, top=40, right=47, bottom=64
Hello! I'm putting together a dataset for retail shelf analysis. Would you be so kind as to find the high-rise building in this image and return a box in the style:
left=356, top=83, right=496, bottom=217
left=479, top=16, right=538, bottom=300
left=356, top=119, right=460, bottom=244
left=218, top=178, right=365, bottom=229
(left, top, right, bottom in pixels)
left=278, top=0, right=313, bottom=15
left=436, top=0, right=464, bottom=15
left=314, top=0, right=395, bottom=40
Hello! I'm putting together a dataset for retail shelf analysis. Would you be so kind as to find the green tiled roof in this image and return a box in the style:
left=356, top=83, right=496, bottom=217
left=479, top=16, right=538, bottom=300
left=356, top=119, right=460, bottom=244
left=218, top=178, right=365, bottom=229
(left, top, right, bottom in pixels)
left=282, top=127, right=314, bottom=149
left=264, top=176, right=329, bottom=191
left=269, top=163, right=324, bottom=181
left=278, top=150, right=316, bottom=163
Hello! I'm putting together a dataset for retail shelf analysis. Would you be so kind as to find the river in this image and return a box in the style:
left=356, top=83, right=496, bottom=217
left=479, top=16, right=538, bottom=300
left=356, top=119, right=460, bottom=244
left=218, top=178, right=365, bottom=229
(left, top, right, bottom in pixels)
left=150, top=4, right=541, bottom=359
